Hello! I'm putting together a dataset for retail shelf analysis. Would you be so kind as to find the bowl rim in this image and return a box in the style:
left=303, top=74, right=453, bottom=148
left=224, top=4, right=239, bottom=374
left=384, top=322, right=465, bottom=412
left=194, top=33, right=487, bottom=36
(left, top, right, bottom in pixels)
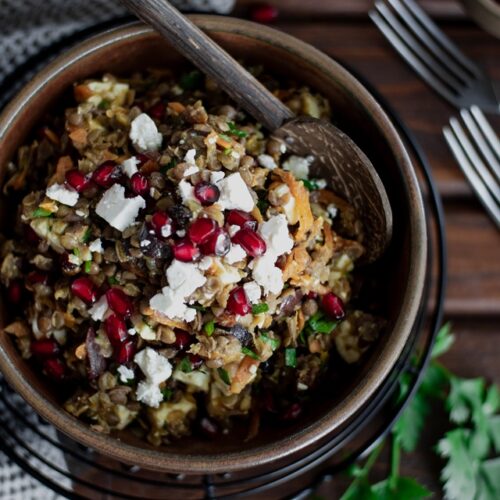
left=0, top=17, right=427, bottom=474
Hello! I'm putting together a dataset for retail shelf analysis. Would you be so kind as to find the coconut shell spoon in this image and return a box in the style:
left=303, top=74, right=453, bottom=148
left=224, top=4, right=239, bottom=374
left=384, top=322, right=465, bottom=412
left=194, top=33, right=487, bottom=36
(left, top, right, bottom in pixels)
left=121, top=0, right=393, bottom=262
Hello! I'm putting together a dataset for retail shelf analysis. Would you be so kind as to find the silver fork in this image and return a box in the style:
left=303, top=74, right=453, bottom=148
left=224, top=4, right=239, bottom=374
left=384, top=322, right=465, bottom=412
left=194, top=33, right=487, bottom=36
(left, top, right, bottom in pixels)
left=369, top=0, right=500, bottom=114
left=444, top=106, right=500, bottom=228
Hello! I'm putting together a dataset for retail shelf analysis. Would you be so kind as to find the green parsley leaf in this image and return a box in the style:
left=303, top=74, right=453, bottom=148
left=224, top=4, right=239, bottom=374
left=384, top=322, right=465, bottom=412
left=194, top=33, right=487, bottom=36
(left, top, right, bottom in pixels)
left=371, top=477, right=432, bottom=499
left=180, top=70, right=203, bottom=90
left=107, top=276, right=119, bottom=285
left=432, top=322, right=455, bottom=358
left=305, top=312, right=338, bottom=335
left=227, top=121, right=248, bottom=138
left=260, top=332, right=280, bottom=350
left=218, top=367, right=231, bottom=385
left=32, top=208, right=53, bottom=218
left=302, top=179, right=319, bottom=191
left=241, top=347, right=259, bottom=360
left=252, top=303, right=269, bottom=315
left=204, top=320, right=215, bottom=336
left=179, top=357, right=192, bottom=373
left=82, top=227, right=92, bottom=243
left=98, top=98, right=110, bottom=110
left=162, top=387, right=173, bottom=401
left=84, top=261, right=92, bottom=273
left=285, top=348, right=296, bottom=368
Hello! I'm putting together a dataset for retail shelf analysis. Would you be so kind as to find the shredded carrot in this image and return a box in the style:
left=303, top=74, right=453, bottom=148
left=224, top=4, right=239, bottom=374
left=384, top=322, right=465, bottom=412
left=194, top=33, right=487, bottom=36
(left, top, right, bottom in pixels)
left=168, top=101, right=186, bottom=114
left=215, top=135, right=233, bottom=150
left=68, top=128, right=88, bottom=148
left=230, top=356, right=259, bottom=394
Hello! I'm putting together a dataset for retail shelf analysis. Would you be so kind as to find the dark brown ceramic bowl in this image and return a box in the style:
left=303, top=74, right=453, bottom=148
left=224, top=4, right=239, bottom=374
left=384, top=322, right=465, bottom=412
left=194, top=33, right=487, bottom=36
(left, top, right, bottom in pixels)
left=0, top=17, right=426, bottom=474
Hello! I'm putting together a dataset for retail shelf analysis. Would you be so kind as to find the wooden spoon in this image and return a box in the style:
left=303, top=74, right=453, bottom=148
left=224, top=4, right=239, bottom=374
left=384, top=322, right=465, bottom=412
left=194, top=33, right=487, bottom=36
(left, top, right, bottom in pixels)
left=121, top=0, right=393, bottom=262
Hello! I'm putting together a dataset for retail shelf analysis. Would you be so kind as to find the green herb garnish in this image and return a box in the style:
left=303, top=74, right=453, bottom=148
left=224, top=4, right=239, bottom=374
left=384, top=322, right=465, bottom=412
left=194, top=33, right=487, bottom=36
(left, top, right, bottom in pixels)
left=32, top=208, right=53, bottom=218
left=82, top=227, right=92, bottom=243
left=252, top=303, right=269, bottom=315
left=242, top=347, right=260, bottom=360
left=302, top=179, right=319, bottom=191
left=285, top=348, right=297, bottom=368
left=218, top=367, right=231, bottom=385
left=180, top=70, right=203, bottom=90
left=304, top=311, right=338, bottom=335
left=107, top=276, right=119, bottom=285
left=227, top=121, right=248, bottom=138
left=204, top=320, right=215, bottom=336
left=223, top=147, right=233, bottom=155
left=84, top=261, right=92, bottom=273
left=191, top=304, right=207, bottom=312
left=72, top=248, right=80, bottom=257
left=161, top=387, right=173, bottom=401
left=218, top=133, right=232, bottom=143
left=98, top=98, right=111, bottom=110
left=179, top=357, right=192, bottom=373
left=260, top=332, right=280, bottom=351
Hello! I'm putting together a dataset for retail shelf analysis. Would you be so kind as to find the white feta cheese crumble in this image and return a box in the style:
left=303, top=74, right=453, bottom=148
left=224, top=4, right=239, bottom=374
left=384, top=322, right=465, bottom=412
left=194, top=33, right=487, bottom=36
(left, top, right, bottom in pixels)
left=224, top=244, right=247, bottom=264
left=88, top=238, right=103, bottom=253
left=46, top=183, right=79, bottom=207
left=176, top=229, right=186, bottom=238
left=88, top=295, right=109, bottom=321
left=282, top=155, right=315, bottom=179
left=257, top=154, right=277, bottom=170
left=198, top=256, right=213, bottom=271
left=280, top=142, right=287, bottom=154
left=210, top=171, right=225, bottom=183
left=128, top=328, right=137, bottom=336
left=216, top=173, right=255, bottom=212
left=95, top=184, right=145, bottom=231
left=121, top=156, right=140, bottom=178
left=75, top=209, right=85, bottom=217
left=68, top=253, right=81, bottom=266
left=178, top=179, right=197, bottom=205
left=316, top=179, right=327, bottom=189
left=129, top=113, right=162, bottom=152
left=183, top=165, right=199, bottom=177
left=228, top=224, right=240, bottom=237
left=327, top=203, right=338, bottom=219
left=259, top=214, right=294, bottom=258
left=243, top=281, right=262, bottom=304
left=252, top=254, right=285, bottom=295
left=134, top=348, right=172, bottom=407
left=184, top=148, right=197, bottom=165
left=117, top=365, right=135, bottom=383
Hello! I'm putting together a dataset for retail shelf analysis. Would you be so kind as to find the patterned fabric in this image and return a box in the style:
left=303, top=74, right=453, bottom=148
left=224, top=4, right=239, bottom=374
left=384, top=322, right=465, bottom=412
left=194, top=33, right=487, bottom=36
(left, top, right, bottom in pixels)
left=0, top=1, right=235, bottom=497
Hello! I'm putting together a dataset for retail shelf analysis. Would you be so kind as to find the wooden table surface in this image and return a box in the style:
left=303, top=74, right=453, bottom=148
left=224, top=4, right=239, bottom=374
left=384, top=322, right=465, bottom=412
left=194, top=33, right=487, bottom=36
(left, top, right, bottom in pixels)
left=239, top=0, right=500, bottom=496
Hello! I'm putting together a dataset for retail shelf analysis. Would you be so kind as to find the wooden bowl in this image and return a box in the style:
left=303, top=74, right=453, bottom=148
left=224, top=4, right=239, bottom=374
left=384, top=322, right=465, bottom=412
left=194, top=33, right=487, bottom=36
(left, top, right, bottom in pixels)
left=460, top=0, right=500, bottom=38
left=0, top=18, right=427, bottom=474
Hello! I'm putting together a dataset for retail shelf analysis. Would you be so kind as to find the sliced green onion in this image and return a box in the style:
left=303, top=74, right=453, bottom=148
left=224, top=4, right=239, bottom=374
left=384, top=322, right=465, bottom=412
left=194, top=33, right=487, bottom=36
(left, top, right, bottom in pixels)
left=84, top=261, right=92, bottom=273
left=179, top=357, right=192, bottom=373
left=227, top=121, right=248, bottom=138
left=223, top=147, right=233, bottom=156
left=260, top=332, right=280, bottom=351
left=241, top=347, right=260, bottom=360
left=252, top=303, right=269, bottom=315
left=285, top=348, right=297, bottom=368
left=72, top=248, right=80, bottom=257
left=218, top=133, right=232, bottom=143
left=82, top=228, right=92, bottom=243
left=32, top=208, right=53, bottom=218
left=306, top=311, right=338, bottom=334
left=218, top=367, right=231, bottom=385
left=162, top=387, right=173, bottom=401
left=107, top=276, right=119, bottom=285
left=204, top=320, right=215, bottom=336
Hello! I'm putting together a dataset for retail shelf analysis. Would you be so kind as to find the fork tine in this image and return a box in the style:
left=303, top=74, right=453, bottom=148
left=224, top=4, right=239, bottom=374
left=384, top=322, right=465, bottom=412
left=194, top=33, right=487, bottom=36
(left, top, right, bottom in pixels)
left=388, top=0, right=474, bottom=86
left=374, top=3, right=464, bottom=91
left=449, top=117, right=500, bottom=204
left=443, top=126, right=500, bottom=228
left=470, top=105, right=500, bottom=161
left=370, top=6, right=461, bottom=106
left=403, top=0, right=481, bottom=78
left=460, top=108, right=500, bottom=183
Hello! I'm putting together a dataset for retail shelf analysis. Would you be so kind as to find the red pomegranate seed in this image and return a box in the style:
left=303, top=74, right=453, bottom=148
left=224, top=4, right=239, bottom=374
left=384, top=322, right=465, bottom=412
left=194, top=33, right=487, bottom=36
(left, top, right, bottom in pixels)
left=321, top=292, right=345, bottom=320
left=307, top=291, right=318, bottom=299
left=226, top=209, right=257, bottom=230
left=106, top=288, right=133, bottom=318
left=92, top=160, right=119, bottom=188
left=24, top=225, right=40, bottom=244
left=193, top=182, right=220, bottom=206
left=130, top=172, right=149, bottom=195
left=172, top=239, right=200, bottom=262
left=71, top=277, right=97, bottom=303
left=250, top=3, right=279, bottom=23
left=232, top=228, right=267, bottom=257
left=27, top=271, right=48, bottom=285
left=226, top=286, right=251, bottom=316
left=43, top=358, right=65, bottom=380
left=7, top=280, right=23, bottom=304
left=282, top=402, right=302, bottom=421
left=151, top=211, right=173, bottom=238
left=148, top=101, right=166, bottom=121
left=31, top=339, right=59, bottom=357
left=105, top=314, right=128, bottom=346
left=136, top=153, right=150, bottom=166
left=189, top=354, right=203, bottom=369
left=115, top=339, right=136, bottom=364
left=187, top=217, right=217, bottom=244
left=200, top=228, right=231, bottom=256
left=65, top=169, right=91, bottom=192
left=174, top=330, right=191, bottom=350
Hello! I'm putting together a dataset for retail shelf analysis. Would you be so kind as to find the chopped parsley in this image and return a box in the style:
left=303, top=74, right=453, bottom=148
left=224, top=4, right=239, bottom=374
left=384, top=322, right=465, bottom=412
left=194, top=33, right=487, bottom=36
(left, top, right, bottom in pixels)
left=32, top=208, right=53, bottom=218
left=285, top=348, right=297, bottom=368
left=302, top=179, right=320, bottom=191
left=252, top=303, right=269, bottom=315
left=107, top=276, right=119, bottom=285
left=227, top=121, right=248, bottom=138
left=179, top=357, right=192, bottom=373
left=223, top=147, right=233, bottom=155
left=98, top=98, right=111, bottom=110
left=72, top=248, right=80, bottom=257
left=180, top=70, right=203, bottom=90
left=84, top=261, right=92, bottom=273
left=242, top=347, right=259, bottom=360
left=218, top=367, right=231, bottom=385
left=161, top=387, right=173, bottom=401
left=260, top=332, right=280, bottom=351
left=204, top=320, right=215, bottom=336
left=82, top=227, right=92, bottom=243
left=304, top=311, right=339, bottom=335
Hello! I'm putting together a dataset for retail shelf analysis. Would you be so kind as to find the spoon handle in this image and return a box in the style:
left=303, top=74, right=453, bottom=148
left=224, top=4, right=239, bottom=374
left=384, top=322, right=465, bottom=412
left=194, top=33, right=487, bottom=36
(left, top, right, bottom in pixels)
left=121, top=0, right=294, bottom=130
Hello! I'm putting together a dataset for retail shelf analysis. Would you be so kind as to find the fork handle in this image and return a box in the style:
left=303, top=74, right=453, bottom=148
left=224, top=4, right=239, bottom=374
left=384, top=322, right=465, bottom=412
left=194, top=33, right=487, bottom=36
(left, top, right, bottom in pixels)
left=120, top=0, right=295, bottom=130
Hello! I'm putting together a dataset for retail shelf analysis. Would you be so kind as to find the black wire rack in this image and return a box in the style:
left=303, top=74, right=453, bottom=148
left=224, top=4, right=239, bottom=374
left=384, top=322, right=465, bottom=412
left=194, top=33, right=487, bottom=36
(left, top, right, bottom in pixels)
left=0, top=18, right=447, bottom=500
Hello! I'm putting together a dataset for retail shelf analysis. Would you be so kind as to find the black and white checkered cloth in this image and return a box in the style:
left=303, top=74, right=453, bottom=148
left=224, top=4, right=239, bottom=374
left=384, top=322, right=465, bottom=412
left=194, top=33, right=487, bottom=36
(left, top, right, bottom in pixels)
left=0, top=0, right=234, bottom=497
